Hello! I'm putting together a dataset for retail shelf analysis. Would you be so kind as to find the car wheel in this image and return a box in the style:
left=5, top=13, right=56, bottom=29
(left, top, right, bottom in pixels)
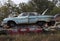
left=7, top=21, right=16, bottom=27
left=48, top=21, right=55, bottom=26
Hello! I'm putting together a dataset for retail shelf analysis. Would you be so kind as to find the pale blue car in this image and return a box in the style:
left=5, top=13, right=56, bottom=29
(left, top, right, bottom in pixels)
left=2, top=12, right=55, bottom=27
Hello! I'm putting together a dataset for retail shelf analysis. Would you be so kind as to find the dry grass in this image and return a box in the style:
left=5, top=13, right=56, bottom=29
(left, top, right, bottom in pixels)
left=0, top=32, right=60, bottom=41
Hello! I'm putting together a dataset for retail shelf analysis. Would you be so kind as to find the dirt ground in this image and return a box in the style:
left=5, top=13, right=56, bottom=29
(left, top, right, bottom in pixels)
left=0, top=31, right=60, bottom=41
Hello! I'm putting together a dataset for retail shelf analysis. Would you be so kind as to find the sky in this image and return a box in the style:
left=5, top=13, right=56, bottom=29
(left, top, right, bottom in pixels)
left=12, top=0, right=29, bottom=4
left=0, top=0, right=29, bottom=4
left=0, top=0, right=53, bottom=5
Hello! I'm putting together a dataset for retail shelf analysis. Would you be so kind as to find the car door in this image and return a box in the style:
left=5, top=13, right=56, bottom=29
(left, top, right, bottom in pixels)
left=28, top=12, right=38, bottom=23
left=18, top=13, right=28, bottom=24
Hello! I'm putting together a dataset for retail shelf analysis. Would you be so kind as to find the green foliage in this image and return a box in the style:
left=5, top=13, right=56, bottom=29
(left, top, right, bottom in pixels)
left=50, top=7, right=60, bottom=15
left=0, top=6, right=9, bottom=17
left=19, top=3, right=35, bottom=12
left=29, top=0, right=55, bottom=13
left=19, top=0, right=55, bottom=14
left=0, top=6, right=9, bottom=21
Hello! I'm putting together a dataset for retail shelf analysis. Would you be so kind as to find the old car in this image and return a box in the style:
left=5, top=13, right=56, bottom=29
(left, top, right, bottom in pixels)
left=2, top=12, right=55, bottom=27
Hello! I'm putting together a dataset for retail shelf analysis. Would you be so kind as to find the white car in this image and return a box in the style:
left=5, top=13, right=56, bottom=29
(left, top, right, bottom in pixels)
left=2, top=12, right=55, bottom=27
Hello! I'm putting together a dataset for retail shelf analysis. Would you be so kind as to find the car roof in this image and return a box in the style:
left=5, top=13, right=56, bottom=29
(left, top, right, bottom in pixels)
left=21, top=12, right=38, bottom=15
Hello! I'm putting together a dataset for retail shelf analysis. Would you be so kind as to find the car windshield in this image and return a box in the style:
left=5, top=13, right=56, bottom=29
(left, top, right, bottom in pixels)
left=18, top=13, right=28, bottom=17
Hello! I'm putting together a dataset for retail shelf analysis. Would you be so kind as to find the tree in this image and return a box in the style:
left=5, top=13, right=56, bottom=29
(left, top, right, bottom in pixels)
left=19, top=0, right=55, bottom=14
left=19, top=3, right=35, bottom=12
left=0, top=6, right=9, bottom=21
left=29, top=0, right=55, bottom=14
left=50, top=7, right=60, bottom=15
left=0, top=6, right=9, bottom=16
left=0, top=0, right=21, bottom=21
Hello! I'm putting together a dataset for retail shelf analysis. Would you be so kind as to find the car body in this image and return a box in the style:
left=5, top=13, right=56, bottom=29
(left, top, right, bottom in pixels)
left=54, top=14, right=60, bottom=22
left=2, top=12, right=55, bottom=27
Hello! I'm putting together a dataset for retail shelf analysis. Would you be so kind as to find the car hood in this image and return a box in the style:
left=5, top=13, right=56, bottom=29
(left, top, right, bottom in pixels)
left=3, top=17, right=18, bottom=20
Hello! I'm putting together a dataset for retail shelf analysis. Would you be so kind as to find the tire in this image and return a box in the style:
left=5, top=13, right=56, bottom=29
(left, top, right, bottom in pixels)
left=7, top=21, right=16, bottom=27
left=48, top=21, right=55, bottom=26
left=37, top=21, right=46, bottom=27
